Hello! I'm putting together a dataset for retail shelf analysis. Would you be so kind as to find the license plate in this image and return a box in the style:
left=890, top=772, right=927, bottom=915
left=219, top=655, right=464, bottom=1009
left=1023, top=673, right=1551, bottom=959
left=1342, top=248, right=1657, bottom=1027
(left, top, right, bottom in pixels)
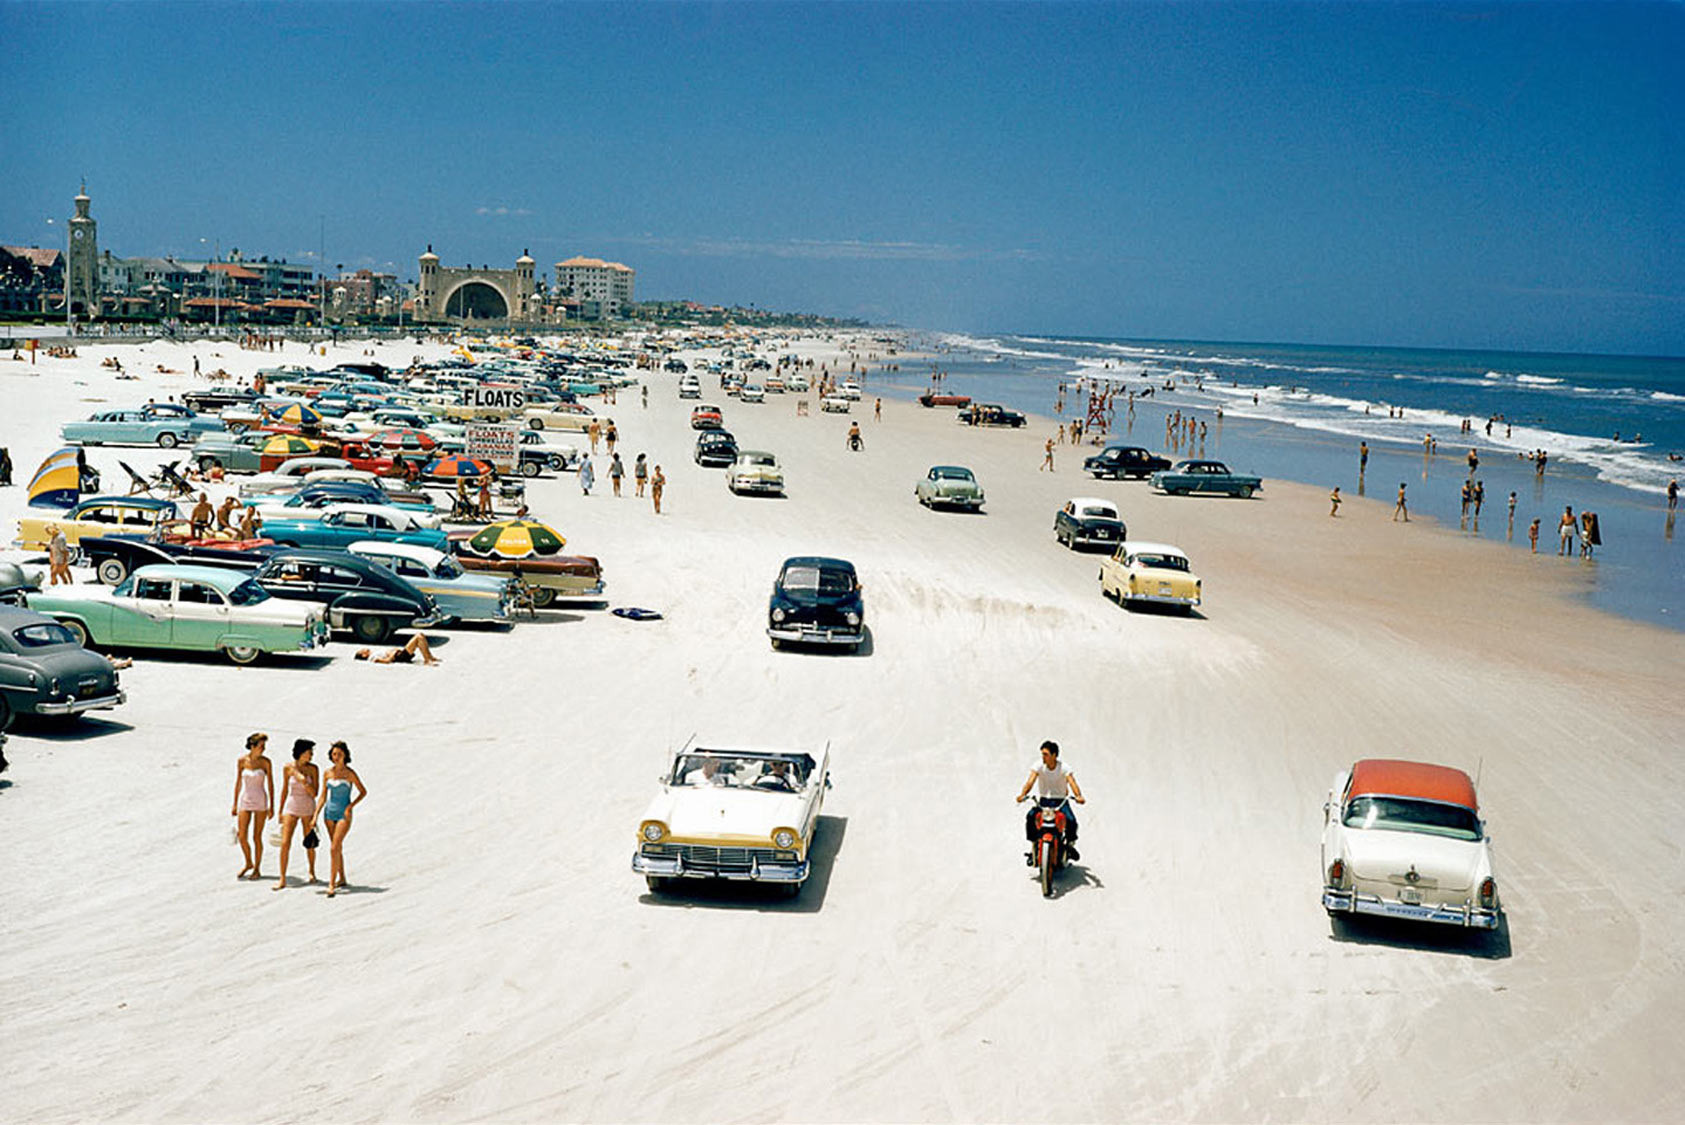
left=1158, top=584, right=1172, bottom=595
left=1399, top=887, right=1422, bottom=905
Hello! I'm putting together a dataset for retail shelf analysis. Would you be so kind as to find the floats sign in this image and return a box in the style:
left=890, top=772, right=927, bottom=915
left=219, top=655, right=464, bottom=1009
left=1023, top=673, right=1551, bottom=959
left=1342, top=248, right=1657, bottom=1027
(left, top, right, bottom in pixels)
left=464, top=386, right=525, bottom=411
left=465, top=422, right=519, bottom=471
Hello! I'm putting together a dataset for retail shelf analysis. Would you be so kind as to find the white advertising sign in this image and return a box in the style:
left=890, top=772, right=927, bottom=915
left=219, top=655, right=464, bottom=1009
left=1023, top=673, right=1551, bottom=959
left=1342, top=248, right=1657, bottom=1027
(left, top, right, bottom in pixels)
left=466, top=385, right=525, bottom=411
left=465, top=422, right=520, bottom=471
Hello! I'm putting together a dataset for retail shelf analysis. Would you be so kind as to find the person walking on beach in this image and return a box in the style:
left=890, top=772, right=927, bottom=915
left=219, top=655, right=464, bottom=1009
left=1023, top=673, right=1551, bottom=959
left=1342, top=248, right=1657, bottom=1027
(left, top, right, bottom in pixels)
left=1669, top=478, right=1679, bottom=511
left=641, top=385, right=648, bottom=410
left=1529, top=518, right=1541, bottom=552
left=1393, top=483, right=1409, bottom=522
left=273, top=739, right=320, bottom=891
left=874, top=397, right=882, bottom=422
left=609, top=452, right=624, bottom=497
left=1329, top=487, right=1341, bottom=517
left=587, top=419, right=601, bottom=455
left=315, top=741, right=365, bottom=898
left=634, top=453, right=648, bottom=498
left=231, top=732, right=275, bottom=881
left=1508, top=491, right=1518, bottom=525
left=1558, top=506, right=1577, bottom=555
left=1359, top=442, right=1369, bottom=474
left=1041, top=437, right=1055, bottom=472
left=578, top=456, right=595, bottom=496
left=47, top=524, right=72, bottom=585
left=650, top=465, right=665, bottom=514
left=605, top=422, right=619, bottom=456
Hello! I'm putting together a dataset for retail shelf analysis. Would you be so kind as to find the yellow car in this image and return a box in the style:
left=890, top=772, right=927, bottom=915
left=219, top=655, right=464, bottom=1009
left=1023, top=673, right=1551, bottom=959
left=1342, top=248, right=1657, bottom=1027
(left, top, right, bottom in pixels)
left=16, top=497, right=180, bottom=553
left=1098, top=540, right=1202, bottom=613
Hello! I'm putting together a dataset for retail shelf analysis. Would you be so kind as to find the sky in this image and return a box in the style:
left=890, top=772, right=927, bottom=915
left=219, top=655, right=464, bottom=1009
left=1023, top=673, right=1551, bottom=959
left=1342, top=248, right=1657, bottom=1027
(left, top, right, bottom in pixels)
left=3, top=1, right=1680, bottom=355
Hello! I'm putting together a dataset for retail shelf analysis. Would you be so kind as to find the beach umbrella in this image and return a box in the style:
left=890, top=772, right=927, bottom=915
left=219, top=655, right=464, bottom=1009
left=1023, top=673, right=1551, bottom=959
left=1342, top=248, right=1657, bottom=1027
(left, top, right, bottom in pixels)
left=260, top=435, right=321, bottom=456
left=368, top=428, right=438, bottom=453
left=27, top=447, right=85, bottom=509
left=426, top=455, right=494, bottom=479
left=465, top=519, right=566, bottom=559
left=272, top=403, right=323, bottom=426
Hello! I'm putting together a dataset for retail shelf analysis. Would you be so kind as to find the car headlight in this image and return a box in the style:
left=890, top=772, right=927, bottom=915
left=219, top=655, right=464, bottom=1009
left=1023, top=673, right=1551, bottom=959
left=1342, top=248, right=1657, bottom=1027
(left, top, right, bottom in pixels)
left=844, top=611, right=860, bottom=626
left=771, top=607, right=786, bottom=623
left=641, top=821, right=667, bottom=843
left=773, top=829, right=797, bottom=849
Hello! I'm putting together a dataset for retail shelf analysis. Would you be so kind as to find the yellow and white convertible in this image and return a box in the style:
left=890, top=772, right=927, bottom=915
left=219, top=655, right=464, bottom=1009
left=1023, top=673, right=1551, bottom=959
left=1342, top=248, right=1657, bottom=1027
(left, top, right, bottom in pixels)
left=633, top=741, right=830, bottom=896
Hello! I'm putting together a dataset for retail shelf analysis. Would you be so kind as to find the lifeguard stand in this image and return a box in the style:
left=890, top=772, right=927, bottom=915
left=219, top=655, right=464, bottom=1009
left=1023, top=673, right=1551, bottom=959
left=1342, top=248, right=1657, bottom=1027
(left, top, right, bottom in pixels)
left=1084, top=391, right=1109, bottom=435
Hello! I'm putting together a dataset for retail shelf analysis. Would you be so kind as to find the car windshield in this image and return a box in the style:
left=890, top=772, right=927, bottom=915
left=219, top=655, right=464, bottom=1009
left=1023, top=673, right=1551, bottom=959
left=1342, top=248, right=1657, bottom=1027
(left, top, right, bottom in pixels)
left=226, top=579, right=271, bottom=607
left=1342, top=796, right=1482, bottom=841
left=781, top=565, right=853, bottom=594
left=744, top=454, right=775, bottom=467
left=675, top=754, right=807, bottom=789
left=1134, top=553, right=1189, bottom=571
left=435, top=556, right=463, bottom=579
left=12, top=622, right=79, bottom=648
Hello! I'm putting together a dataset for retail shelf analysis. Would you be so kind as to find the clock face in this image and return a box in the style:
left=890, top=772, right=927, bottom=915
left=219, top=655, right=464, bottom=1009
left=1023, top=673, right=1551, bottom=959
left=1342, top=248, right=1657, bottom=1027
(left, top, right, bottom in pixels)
left=73, top=229, right=84, bottom=241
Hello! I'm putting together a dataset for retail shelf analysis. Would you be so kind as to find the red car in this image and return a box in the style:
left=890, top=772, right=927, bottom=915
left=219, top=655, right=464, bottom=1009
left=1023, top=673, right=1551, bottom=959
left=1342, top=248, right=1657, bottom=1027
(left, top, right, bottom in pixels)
left=690, top=404, right=724, bottom=430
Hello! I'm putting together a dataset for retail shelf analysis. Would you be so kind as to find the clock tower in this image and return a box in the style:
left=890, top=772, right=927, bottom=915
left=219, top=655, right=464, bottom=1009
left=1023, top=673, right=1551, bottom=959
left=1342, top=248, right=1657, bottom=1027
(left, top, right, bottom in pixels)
left=67, top=183, right=99, bottom=318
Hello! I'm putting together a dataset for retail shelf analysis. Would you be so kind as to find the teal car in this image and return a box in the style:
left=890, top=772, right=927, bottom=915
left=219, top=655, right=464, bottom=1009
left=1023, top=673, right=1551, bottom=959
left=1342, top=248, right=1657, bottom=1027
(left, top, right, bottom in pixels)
left=1149, top=460, right=1263, bottom=498
left=347, top=542, right=515, bottom=623
left=191, top=430, right=271, bottom=473
left=61, top=410, right=194, bottom=449
left=24, top=564, right=330, bottom=665
left=261, top=505, right=450, bottom=552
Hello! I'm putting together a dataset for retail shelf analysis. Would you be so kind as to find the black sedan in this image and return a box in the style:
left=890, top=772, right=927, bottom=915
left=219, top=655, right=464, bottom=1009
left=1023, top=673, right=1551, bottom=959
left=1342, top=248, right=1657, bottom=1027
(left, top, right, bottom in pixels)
left=767, top=556, right=865, bottom=652
left=1083, top=444, right=1172, bottom=480
left=0, top=604, right=126, bottom=729
left=694, top=430, right=739, bottom=467
left=252, top=550, right=442, bottom=643
left=1053, top=497, right=1127, bottom=550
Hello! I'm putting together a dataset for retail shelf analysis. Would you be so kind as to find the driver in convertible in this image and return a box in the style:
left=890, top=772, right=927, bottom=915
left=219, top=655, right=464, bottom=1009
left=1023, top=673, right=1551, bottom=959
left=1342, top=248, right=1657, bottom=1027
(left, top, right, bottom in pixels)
left=682, top=756, right=727, bottom=787
left=753, top=759, right=799, bottom=791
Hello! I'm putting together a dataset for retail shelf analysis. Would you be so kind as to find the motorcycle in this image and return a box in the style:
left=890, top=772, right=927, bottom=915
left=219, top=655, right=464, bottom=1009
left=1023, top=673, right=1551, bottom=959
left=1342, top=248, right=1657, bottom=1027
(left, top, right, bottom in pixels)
left=1022, top=796, right=1070, bottom=897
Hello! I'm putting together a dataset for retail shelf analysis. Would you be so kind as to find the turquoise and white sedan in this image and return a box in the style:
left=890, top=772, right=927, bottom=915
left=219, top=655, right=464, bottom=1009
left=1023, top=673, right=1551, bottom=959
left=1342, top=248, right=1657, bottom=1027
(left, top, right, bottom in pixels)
left=347, top=541, right=515, bottom=624
left=61, top=410, right=195, bottom=449
left=25, top=565, right=330, bottom=665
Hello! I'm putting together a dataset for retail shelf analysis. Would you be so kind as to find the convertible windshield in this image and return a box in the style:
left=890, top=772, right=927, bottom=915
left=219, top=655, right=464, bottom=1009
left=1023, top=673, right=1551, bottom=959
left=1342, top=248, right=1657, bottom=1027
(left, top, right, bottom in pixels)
left=1343, top=796, right=1481, bottom=841
left=12, top=622, right=79, bottom=648
left=676, top=753, right=807, bottom=789
left=1135, top=553, right=1189, bottom=572
left=226, top=579, right=272, bottom=607
left=781, top=565, right=854, bottom=594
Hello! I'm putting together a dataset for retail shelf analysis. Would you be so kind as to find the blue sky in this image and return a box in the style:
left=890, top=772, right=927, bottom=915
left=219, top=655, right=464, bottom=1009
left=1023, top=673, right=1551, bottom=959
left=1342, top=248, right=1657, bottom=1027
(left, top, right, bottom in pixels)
left=3, top=1, right=1679, bottom=354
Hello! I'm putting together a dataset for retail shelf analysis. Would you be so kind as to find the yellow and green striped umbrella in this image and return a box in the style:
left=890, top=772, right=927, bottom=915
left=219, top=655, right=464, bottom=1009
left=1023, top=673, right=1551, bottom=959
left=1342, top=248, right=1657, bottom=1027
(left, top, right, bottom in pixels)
left=465, top=519, right=566, bottom=559
left=260, top=435, right=321, bottom=456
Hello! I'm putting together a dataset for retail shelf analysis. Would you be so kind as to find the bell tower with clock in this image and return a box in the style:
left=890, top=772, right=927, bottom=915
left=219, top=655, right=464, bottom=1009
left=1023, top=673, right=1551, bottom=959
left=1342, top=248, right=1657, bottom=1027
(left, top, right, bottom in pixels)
left=66, top=182, right=99, bottom=318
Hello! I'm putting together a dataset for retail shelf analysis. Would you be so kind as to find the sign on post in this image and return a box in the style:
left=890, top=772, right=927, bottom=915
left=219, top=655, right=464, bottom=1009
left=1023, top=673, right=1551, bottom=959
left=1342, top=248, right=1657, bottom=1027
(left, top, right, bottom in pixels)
left=465, top=385, right=525, bottom=412
left=465, top=422, right=520, bottom=473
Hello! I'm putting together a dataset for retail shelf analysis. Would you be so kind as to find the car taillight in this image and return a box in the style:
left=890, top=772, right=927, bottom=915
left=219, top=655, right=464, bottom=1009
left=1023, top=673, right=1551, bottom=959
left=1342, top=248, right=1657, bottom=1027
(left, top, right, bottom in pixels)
left=1479, top=877, right=1497, bottom=907
left=1327, top=859, right=1345, bottom=885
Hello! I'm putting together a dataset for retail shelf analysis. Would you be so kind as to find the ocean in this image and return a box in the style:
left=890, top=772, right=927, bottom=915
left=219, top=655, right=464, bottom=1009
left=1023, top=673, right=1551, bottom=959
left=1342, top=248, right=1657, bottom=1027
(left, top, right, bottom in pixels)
left=874, top=333, right=1684, bottom=630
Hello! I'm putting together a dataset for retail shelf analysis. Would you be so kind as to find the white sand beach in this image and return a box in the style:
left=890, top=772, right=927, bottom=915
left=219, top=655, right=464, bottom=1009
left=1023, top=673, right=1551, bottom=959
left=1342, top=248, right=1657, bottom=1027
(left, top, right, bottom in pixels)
left=1, top=334, right=1682, bottom=1123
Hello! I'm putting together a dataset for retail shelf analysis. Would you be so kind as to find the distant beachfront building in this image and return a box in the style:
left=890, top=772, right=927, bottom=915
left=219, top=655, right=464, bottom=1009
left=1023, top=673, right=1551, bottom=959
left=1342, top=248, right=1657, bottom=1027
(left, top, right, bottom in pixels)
left=415, top=246, right=539, bottom=323
left=0, top=245, right=63, bottom=315
left=554, top=256, right=634, bottom=319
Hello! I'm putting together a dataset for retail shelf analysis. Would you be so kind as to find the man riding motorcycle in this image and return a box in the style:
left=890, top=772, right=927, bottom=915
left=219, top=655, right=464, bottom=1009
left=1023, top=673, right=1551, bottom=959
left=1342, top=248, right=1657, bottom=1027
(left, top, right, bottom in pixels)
left=1016, top=739, right=1085, bottom=862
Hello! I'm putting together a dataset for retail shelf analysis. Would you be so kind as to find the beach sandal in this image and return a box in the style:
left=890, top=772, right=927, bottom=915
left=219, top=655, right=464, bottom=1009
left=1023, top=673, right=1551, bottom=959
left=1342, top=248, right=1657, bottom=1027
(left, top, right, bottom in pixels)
left=611, top=606, right=663, bottom=621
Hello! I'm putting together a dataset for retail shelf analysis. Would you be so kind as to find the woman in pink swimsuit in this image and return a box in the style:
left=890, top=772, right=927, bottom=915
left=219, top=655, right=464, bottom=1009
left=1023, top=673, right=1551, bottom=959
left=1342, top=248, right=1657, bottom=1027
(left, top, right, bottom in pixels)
left=230, top=732, right=274, bottom=880
left=273, top=739, right=320, bottom=891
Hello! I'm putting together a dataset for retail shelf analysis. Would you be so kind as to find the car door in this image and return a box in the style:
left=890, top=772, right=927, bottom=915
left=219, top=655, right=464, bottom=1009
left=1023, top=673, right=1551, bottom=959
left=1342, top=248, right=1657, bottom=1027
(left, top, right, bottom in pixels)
left=170, top=578, right=232, bottom=650
left=110, top=575, right=176, bottom=645
left=315, top=511, right=364, bottom=548
left=259, top=559, right=320, bottom=606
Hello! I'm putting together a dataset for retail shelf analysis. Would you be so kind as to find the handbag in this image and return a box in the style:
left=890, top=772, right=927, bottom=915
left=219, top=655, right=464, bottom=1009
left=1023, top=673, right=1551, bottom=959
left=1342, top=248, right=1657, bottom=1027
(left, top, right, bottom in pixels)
left=303, top=828, right=320, bottom=849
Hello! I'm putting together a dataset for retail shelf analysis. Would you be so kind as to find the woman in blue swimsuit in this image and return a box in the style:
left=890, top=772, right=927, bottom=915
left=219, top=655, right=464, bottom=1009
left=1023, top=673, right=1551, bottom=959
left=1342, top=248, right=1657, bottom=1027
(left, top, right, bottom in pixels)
left=315, top=740, right=366, bottom=897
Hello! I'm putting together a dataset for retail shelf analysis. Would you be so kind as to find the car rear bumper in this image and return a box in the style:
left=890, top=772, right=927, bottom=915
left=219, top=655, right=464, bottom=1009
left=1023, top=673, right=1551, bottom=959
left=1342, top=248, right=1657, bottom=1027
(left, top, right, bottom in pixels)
left=34, top=689, right=127, bottom=716
left=1121, top=590, right=1200, bottom=606
left=633, top=852, right=809, bottom=884
left=767, top=624, right=863, bottom=646
left=732, top=480, right=784, bottom=494
left=1323, top=888, right=1499, bottom=930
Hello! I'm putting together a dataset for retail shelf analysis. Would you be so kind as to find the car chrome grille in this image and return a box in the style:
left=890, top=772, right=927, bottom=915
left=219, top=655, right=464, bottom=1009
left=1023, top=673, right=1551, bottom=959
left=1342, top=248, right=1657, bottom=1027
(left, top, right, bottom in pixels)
left=643, top=843, right=777, bottom=872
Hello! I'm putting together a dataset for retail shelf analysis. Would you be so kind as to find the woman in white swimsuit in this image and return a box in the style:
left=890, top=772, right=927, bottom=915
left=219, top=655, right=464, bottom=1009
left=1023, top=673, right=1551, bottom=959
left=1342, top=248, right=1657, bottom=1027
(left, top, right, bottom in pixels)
left=230, top=732, right=274, bottom=880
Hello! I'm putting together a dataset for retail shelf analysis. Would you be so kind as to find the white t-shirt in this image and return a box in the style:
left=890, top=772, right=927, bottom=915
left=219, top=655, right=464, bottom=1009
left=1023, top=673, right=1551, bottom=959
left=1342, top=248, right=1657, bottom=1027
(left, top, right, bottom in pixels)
left=1033, top=762, right=1072, bottom=799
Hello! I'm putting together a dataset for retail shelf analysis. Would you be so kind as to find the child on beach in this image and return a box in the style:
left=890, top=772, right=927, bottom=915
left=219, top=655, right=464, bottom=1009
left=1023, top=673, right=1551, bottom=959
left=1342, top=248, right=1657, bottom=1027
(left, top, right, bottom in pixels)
left=1329, top=487, right=1341, bottom=517
left=1393, top=484, right=1409, bottom=522
left=650, top=465, right=665, bottom=514
left=1529, top=518, right=1541, bottom=552
left=231, top=733, right=274, bottom=880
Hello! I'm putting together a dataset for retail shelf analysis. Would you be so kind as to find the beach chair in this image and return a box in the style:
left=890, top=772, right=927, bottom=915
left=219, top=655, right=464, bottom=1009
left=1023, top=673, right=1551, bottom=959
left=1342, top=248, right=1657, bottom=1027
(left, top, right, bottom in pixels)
left=120, top=461, right=155, bottom=496
left=157, top=461, right=194, bottom=497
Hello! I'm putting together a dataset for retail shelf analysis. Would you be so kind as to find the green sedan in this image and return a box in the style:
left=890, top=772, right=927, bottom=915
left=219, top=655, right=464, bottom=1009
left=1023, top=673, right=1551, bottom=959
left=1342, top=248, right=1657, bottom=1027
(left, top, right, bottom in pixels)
left=25, top=564, right=331, bottom=665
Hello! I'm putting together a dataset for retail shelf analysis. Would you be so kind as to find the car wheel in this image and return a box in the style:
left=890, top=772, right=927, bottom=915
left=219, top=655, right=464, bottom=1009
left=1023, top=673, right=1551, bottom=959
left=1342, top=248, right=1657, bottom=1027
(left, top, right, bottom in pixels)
left=547, top=455, right=564, bottom=472
left=96, top=557, right=129, bottom=586
left=1237, top=485, right=1254, bottom=499
left=157, top=432, right=179, bottom=449
left=61, top=618, right=95, bottom=649
left=520, top=460, right=540, bottom=478
left=645, top=876, right=668, bottom=894
left=350, top=615, right=391, bottom=644
left=198, top=456, right=223, bottom=473
left=530, top=586, right=556, bottom=609
left=224, top=644, right=262, bottom=666
left=770, top=637, right=783, bottom=651
left=528, top=418, right=544, bottom=430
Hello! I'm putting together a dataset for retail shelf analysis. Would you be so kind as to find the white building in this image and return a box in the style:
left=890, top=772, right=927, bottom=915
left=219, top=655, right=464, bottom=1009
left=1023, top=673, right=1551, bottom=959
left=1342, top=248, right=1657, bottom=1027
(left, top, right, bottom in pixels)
left=553, top=256, right=634, bottom=318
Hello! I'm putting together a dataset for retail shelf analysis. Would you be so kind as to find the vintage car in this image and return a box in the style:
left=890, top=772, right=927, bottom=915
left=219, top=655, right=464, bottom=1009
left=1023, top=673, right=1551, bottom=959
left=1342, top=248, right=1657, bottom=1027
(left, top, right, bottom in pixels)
left=677, top=375, right=702, bottom=399
left=137, top=402, right=225, bottom=436
left=347, top=541, right=514, bottom=624
left=763, top=376, right=786, bottom=394
left=61, top=410, right=195, bottom=449
left=694, top=430, right=739, bottom=468
left=516, top=429, right=582, bottom=472
left=820, top=394, right=851, bottom=414
left=246, top=482, right=441, bottom=526
left=447, top=533, right=606, bottom=607
left=632, top=740, right=832, bottom=895
left=786, top=373, right=811, bottom=392
left=726, top=451, right=785, bottom=496
left=16, top=496, right=179, bottom=552
left=237, top=457, right=358, bottom=498
left=78, top=522, right=278, bottom=586
left=739, top=382, right=766, bottom=403
left=1150, top=460, right=1263, bottom=498
left=191, top=430, right=275, bottom=474
left=1083, top=444, right=1173, bottom=480
left=957, top=403, right=1027, bottom=427
left=259, top=505, right=450, bottom=552
left=1321, top=759, right=1500, bottom=930
left=1098, top=540, right=1201, bottom=612
left=839, top=380, right=862, bottom=400
left=251, top=550, right=441, bottom=643
left=767, top=556, right=864, bottom=651
left=24, top=564, right=329, bottom=666
left=0, top=603, right=126, bottom=728
left=918, top=392, right=971, bottom=408
left=690, top=404, right=725, bottom=430
left=915, top=465, right=985, bottom=511
left=520, top=404, right=607, bottom=433
left=1054, top=497, right=1127, bottom=549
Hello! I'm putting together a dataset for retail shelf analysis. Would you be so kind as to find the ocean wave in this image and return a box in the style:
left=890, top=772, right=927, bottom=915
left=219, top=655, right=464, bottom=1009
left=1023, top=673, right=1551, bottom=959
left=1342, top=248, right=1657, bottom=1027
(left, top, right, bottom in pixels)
left=1653, top=391, right=1685, bottom=403
left=1516, top=374, right=1565, bottom=386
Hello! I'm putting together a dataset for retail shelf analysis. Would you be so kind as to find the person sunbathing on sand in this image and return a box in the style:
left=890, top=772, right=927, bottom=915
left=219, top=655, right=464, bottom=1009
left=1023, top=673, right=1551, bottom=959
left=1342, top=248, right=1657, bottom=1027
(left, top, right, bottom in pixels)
left=353, top=634, right=439, bottom=665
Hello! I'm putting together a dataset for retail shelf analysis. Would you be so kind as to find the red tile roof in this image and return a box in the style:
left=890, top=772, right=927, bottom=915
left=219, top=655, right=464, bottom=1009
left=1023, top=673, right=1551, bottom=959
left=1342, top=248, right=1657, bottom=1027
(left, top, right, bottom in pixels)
left=3, top=246, right=62, bottom=269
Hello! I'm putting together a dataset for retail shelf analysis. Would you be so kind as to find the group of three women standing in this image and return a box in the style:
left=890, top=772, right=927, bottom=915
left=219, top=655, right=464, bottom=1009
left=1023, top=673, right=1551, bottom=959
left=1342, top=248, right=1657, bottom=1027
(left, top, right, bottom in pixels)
left=232, top=733, right=366, bottom=897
